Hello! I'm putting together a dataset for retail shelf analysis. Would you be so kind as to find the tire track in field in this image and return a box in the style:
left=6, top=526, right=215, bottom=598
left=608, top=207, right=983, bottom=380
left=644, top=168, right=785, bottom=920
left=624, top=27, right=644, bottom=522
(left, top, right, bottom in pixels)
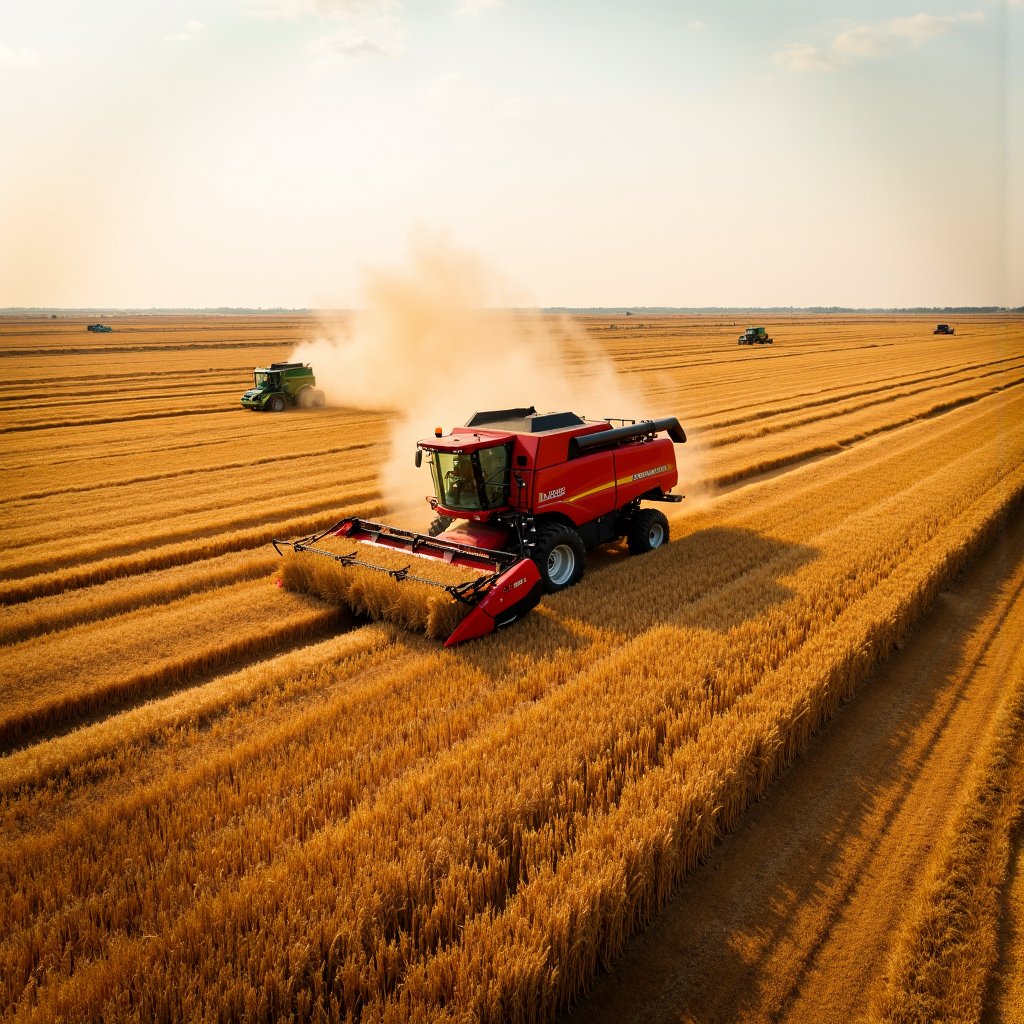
left=706, top=377, right=1024, bottom=489
left=705, top=367, right=1024, bottom=451
left=0, top=404, right=246, bottom=434
left=0, top=497, right=384, bottom=604
left=0, top=580, right=353, bottom=751
left=687, top=351, right=1024, bottom=425
left=696, top=357, right=1024, bottom=434
left=0, top=339, right=301, bottom=357
left=0, top=442, right=374, bottom=504
left=567, top=495, right=1024, bottom=1024
left=988, top=827, right=1024, bottom=1019
left=2, top=488, right=379, bottom=585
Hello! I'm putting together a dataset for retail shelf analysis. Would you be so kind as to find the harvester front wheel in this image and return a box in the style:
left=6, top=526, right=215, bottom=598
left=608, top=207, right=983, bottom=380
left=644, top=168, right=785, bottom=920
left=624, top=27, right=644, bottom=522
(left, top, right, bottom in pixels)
left=269, top=395, right=286, bottom=413
left=627, top=508, right=669, bottom=555
left=428, top=516, right=454, bottom=537
left=533, top=523, right=585, bottom=593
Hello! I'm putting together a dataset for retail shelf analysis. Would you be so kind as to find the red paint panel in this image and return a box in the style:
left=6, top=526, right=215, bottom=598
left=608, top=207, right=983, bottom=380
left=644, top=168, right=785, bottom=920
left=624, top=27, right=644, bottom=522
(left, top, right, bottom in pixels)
left=612, top=437, right=679, bottom=505
left=534, top=450, right=616, bottom=525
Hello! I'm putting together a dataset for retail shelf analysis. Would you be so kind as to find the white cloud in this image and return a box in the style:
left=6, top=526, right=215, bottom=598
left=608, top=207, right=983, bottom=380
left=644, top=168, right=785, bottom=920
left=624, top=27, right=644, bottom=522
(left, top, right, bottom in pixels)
left=775, top=10, right=986, bottom=73
left=0, top=43, right=40, bottom=68
left=306, top=29, right=401, bottom=59
left=773, top=42, right=841, bottom=73
left=165, top=20, right=206, bottom=43
left=454, top=0, right=505, bottom=16
left=246, top=0, right=403, bottom=60
left=246, top=0, right=397, bottom=19
left=688, top=20, right=705, bottom=32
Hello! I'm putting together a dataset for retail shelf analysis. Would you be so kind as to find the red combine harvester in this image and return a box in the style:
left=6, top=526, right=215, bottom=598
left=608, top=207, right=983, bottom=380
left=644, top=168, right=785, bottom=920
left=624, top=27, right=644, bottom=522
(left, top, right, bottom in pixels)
left=274, top=407, right=686, bottom=645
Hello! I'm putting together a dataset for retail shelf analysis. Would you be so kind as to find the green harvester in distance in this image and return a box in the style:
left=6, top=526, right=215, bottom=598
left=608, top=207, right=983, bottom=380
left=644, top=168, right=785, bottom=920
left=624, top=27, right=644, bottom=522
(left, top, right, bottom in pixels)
left=738, top=326, right=773, bottom=345
left=241, top=361, right=326, bottom=412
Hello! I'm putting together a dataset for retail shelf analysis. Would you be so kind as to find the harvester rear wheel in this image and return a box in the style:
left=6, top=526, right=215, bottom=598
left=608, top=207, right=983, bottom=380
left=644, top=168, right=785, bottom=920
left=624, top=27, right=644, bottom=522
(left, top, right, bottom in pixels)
left=533, top=523, right=585, bottom=593
left=627, top=508, right=669, bottom=554
left=427, top=516, right=454, bottom=537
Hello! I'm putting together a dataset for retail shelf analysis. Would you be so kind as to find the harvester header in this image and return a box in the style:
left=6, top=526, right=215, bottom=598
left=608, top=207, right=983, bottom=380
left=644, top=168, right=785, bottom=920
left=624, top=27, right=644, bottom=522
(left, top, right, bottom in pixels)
left=275, top=407, right=686, bottom=645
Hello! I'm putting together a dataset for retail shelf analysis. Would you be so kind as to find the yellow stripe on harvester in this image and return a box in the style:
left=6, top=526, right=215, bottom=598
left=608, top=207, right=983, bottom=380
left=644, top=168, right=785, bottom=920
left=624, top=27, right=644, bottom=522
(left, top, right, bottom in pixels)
left=565, top=466, right=669, bottom=504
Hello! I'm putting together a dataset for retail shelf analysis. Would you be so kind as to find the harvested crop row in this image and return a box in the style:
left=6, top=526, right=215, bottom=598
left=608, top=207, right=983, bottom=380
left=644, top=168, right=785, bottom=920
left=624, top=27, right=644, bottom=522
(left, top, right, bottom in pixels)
left=706, top=364, right=1024, bottom=450
left=868, top=590, right=1024, bottom=1024
left=4, top=413, right=980, bottom=1009
left=0, top=627, right=392, bottom=802
left=0, top=441, right=374, bottom=506
left=4, top=454, right=379, bottom=549
left=6, top=389, right=1020, bottom=1023
left=0, top=579, right=344, bottom=749
left=1, top=407, right=381, bottom=483
left=0, top=492, right=383, bottom=602
left=0, top=548, right=279, bottom=646
left=705, top=377, right=1024, bottom=489
left=0, top=502, right=381, bottom=606
left=709, top=359, right=1024, bottom=439
left=687, top=351, right=1024, bottom=430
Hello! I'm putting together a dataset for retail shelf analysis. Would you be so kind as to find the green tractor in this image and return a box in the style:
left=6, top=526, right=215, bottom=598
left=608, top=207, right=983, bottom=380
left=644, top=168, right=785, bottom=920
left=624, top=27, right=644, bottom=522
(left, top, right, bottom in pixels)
left=241, top=362, right=325, bottom=412
left=738, top=326, right=773, bottom=345
left=87, top=324, right=113, bottom=333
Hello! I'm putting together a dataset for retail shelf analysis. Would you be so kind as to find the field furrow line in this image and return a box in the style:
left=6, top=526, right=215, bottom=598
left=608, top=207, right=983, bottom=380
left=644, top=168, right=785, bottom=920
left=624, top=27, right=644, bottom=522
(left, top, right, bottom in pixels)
left=0, top=442, right=374, bottom=505
left=0, top=584, right=348, bottom=751
left=0, top=493, right=382, bottom=598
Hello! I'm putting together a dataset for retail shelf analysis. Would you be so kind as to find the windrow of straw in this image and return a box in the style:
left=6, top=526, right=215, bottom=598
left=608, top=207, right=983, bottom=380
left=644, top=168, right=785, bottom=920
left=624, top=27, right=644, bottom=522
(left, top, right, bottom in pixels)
left=279, top=543, right=485, bottom=640
left=868, top=616, right=1024, bottom=1024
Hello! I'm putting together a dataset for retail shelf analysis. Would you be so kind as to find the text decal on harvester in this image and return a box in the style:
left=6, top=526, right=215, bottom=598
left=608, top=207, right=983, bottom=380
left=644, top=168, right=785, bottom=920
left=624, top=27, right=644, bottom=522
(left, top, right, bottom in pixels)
left=539, top=487, right=566, bottom=503
left=632, top=465, right=669, bottom=482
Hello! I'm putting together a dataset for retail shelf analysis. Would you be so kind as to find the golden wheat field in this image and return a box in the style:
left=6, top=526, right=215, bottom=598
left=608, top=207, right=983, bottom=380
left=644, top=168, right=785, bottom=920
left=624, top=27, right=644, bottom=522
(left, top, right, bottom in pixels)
left=2, top=312, right=1023, bottom=1024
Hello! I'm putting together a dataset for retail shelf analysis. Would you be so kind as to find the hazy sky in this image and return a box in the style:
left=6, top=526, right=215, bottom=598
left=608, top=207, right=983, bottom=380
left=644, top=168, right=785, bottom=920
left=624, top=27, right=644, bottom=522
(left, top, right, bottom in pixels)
left=1, top=1, right=1020, bottom=308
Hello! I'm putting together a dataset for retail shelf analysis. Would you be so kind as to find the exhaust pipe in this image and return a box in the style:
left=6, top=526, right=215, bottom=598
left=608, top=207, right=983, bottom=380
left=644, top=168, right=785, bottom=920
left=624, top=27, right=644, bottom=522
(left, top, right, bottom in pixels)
left=570, top=417, right=686, bottom=456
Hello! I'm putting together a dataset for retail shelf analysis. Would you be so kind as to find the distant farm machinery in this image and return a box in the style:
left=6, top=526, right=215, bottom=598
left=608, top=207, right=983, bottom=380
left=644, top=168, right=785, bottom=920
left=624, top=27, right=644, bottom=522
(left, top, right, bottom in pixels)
left=738, top=326, right=773, bottom=345
left=241, top=362, right=325, bottom=412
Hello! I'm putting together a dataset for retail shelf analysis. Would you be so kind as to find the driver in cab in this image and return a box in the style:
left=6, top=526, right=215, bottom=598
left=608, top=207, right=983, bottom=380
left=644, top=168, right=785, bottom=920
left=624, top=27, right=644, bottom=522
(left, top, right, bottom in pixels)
left=448, top=454, right=479, bottom=508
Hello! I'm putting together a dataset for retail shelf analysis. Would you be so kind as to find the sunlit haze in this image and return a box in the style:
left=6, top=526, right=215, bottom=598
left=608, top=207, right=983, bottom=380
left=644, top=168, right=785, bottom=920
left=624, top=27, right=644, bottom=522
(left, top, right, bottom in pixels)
left=1, top=0, right=1021, bottom=308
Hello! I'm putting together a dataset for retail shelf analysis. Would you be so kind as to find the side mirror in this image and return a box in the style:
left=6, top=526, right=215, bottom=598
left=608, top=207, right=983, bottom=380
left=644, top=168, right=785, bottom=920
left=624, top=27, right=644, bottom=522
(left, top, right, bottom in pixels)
left=415, top=449, right=422, bottom=468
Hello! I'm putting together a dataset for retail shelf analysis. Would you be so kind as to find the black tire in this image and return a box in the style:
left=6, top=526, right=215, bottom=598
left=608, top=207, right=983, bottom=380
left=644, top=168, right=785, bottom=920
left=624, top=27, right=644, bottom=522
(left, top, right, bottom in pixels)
left=532, top=523, right=585, bottom=593
left=427, top=515, right=454, bottom=537
left=269, top=394, right=286, bottom=413
left=297, top=387, right=314, bottom=408
left=627, top=508, right=669, bottom=555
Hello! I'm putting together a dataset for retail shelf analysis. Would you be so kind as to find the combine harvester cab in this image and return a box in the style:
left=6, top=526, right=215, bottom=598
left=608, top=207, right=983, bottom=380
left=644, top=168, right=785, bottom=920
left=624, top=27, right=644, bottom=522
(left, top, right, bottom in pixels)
left=274, top=407, right=686, bottom=646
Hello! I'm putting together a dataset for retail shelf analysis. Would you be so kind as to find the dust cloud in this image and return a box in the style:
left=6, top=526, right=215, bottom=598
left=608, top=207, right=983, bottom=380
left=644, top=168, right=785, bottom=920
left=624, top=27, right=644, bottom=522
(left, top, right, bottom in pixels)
left=292, top=235, right=647, bottom=522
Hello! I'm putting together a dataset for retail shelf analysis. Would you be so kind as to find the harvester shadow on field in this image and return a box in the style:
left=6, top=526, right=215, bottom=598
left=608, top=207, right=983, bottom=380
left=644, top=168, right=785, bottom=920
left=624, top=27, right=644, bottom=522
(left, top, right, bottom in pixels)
left=445, top=526, right=820, bottom=674
left=578, top=526, right=819, bottom=634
